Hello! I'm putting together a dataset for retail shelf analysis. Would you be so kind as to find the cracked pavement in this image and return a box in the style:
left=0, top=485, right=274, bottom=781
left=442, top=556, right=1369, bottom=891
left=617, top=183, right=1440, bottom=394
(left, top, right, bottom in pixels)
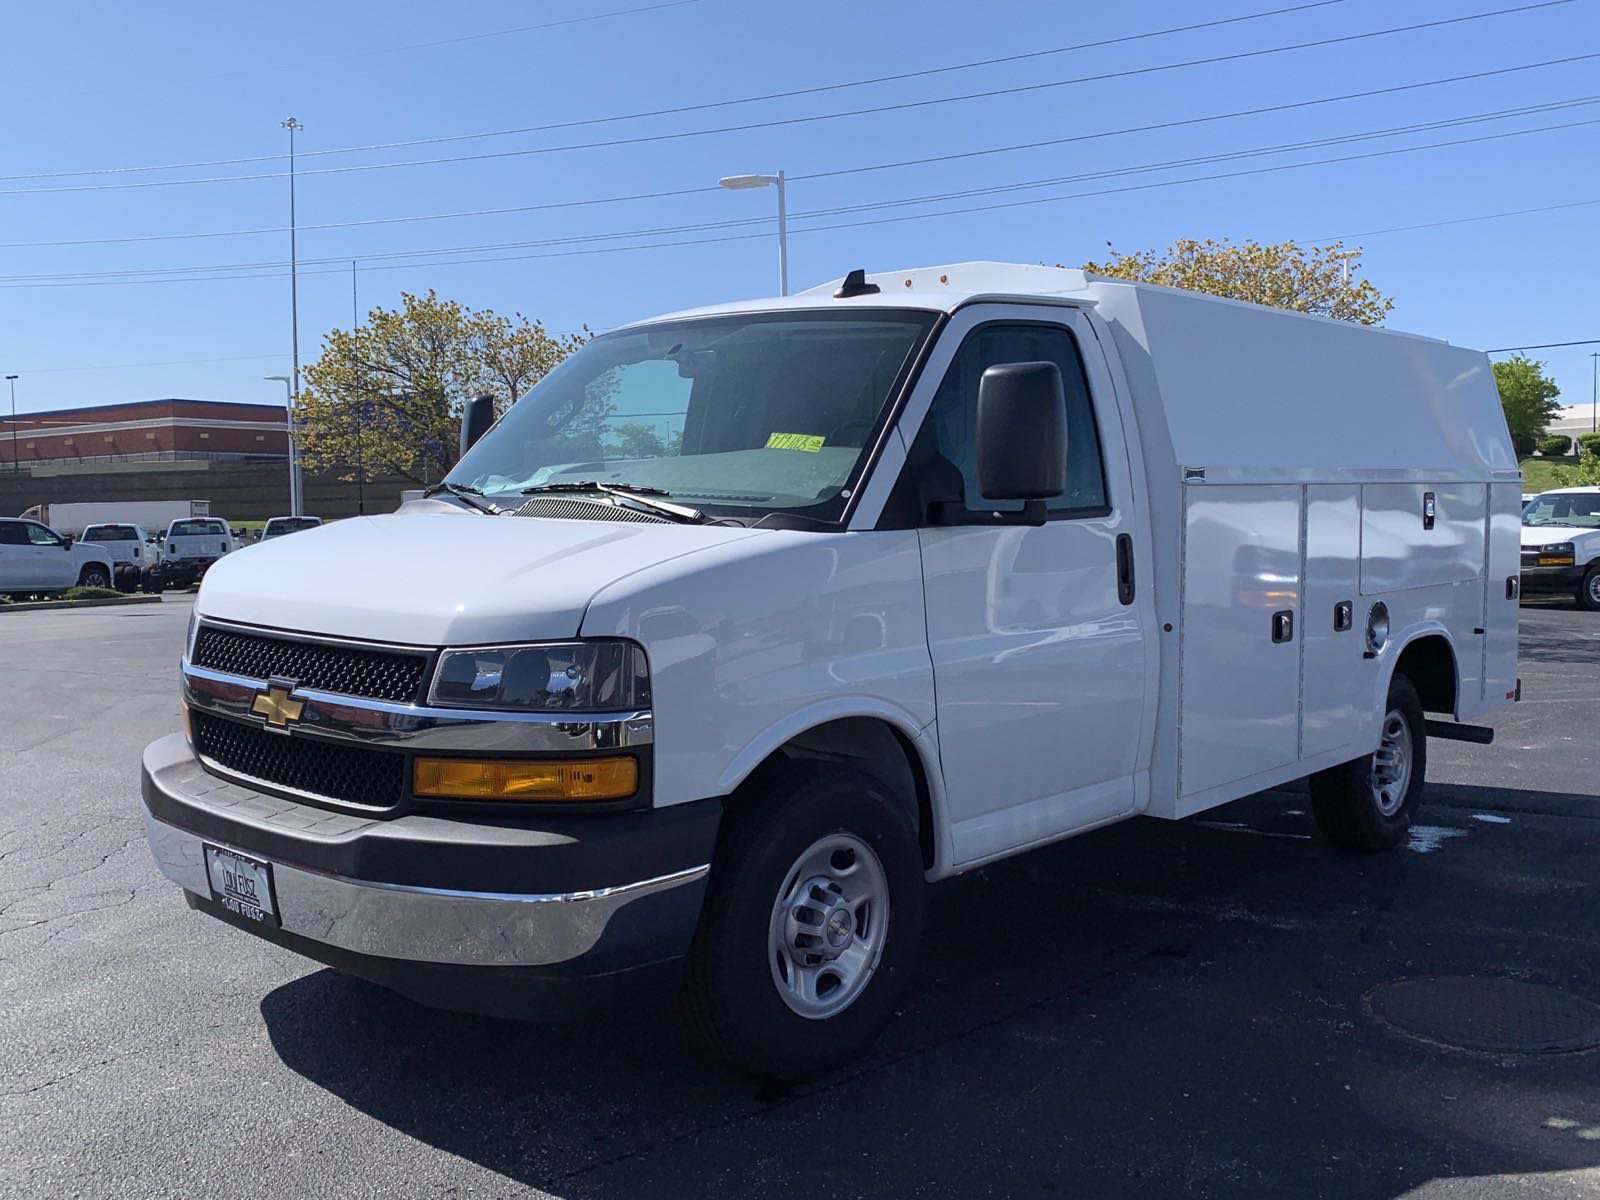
left=1, top=596, right=1598, bottom=1199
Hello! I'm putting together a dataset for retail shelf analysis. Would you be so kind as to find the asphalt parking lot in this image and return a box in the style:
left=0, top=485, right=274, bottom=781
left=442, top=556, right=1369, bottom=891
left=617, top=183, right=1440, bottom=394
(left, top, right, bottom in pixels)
left=2, top=597, right=1598, bottom=1199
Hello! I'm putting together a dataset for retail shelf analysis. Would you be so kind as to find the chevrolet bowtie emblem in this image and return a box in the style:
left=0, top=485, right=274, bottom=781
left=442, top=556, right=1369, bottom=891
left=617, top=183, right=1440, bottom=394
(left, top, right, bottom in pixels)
left=251, top=683, right=304, bottom=730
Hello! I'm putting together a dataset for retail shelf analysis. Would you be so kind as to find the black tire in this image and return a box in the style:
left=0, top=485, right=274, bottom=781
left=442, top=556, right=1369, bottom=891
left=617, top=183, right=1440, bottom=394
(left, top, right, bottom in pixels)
left=1578, top=565, right=1600, bottom=612
left=683, top=763, right=925, bottom=1082
left=113, top=564, right=139, bottom=593
left=1310, top=674, right=1426, bottom=853
left=140, top=566, right=158, bottom=593
left=77, top=564, right=112, bottom=591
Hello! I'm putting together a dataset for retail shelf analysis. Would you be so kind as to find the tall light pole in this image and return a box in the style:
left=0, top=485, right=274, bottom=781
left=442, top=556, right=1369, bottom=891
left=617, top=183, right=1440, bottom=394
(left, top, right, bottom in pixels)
left=265, top=375, right=301, bottom=515
left=718, top=170, right=788, bottom=296
left=282, top=117, right=304, bottom=514
left=1590, top=351, right=1598, bottom=434
left=351, top=260, right=365, bottom=516
left=5, top=375, right=17, bottom=474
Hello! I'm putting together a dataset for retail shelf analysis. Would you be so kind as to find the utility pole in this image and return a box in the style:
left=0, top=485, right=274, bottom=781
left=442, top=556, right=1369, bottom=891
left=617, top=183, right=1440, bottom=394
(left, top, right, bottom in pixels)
left=5, top=375, right=18, bottom=474
left=282, top=117, right=304, bottom=516
left=352, top=260, right=366, bottom=516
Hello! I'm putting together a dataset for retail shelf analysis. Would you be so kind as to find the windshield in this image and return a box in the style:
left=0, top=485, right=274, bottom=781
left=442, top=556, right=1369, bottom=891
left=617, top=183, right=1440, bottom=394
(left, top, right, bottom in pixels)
left=170, top=519, right=225, bottom=537
left=448, top=309, right=939, bottom=523
left=82, top=526, right=135, bottom=541
left=1523, top=492, right=1600, bottom=527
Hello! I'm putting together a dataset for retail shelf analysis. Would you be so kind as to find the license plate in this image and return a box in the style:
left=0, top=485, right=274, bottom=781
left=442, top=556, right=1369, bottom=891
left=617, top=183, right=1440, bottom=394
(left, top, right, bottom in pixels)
left=204, top=845, right=279, bottom=927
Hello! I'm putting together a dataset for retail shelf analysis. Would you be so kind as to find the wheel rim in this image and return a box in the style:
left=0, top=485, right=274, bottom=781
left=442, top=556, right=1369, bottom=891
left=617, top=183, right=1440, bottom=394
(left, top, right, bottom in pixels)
left=84, top=571, right=107, bottom=588
left=1369, top=708, right=1414, bottom=817
left=767, top=832, right=890, bottom=1021
left=1588, top=573, right=1600, bottom=605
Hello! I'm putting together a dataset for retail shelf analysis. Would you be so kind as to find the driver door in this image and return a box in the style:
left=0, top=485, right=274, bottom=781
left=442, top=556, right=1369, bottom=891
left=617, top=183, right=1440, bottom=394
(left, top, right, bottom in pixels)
left=25, top=522, right=75, bottom=588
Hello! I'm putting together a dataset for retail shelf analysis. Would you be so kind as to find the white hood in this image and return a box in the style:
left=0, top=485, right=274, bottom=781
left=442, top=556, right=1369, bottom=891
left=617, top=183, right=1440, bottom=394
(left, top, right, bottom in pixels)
left=195, top=510, right=762, bottom=646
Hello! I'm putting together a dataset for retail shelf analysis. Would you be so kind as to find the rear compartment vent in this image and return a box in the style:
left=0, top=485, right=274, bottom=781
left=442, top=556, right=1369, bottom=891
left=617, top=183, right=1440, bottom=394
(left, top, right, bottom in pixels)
left=514, top=496, right=669, bottom=523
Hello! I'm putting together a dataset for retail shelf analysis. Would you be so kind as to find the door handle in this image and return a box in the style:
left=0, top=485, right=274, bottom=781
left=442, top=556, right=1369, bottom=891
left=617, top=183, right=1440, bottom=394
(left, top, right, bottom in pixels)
left=1271, top=610, right=1295, bottom=643
left=1115, top=533, right=1135, bottom=606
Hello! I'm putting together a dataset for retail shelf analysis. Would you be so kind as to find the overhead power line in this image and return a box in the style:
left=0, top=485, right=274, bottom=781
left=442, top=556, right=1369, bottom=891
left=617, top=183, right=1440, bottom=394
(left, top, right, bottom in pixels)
left=1302, top=197, right=1600, bottom=243
left=1487, top=339, right=1600, bottom=352
left=0, top=1, right=1571, bottom=198
left=8, top=50, right=1598, bottom=252
left=0, top=1, right=1351, bottom=184
left=5, top=109, right=1597, bottom=291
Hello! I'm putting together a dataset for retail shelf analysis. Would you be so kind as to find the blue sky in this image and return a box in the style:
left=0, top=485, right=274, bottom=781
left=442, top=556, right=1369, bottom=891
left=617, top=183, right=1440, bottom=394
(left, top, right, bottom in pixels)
left=2, top=0, right=1597, bottom=418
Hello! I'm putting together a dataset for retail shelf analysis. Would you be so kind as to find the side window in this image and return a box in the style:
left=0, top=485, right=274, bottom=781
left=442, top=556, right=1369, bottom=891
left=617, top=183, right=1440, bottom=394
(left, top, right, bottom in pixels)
left=923, top=323, right=1109, bottom=515
left=25, top=522, right=63, bottom=546
left=0, top=523, right=28, bottom=546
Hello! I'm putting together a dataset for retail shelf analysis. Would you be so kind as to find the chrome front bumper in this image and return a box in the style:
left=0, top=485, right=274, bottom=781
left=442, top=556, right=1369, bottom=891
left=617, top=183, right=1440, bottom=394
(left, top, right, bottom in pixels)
left=140, top=735, right=715, bottom=975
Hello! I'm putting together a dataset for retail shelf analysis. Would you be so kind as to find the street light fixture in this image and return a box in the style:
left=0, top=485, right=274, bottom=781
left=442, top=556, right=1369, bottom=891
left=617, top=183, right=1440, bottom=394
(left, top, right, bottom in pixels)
left=5, top=375, right=17, bottom=474
left=718, top=170, right=788, bottom=296
left=265, top=375, right=302, bottom=516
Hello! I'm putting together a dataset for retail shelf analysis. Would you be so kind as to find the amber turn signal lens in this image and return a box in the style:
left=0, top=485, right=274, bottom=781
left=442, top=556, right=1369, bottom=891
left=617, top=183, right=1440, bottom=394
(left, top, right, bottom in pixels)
left=413, top=755, right=638, bottom=801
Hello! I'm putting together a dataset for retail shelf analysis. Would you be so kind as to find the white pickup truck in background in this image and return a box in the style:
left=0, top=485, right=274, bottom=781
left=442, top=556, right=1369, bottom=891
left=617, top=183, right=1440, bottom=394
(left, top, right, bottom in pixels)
left=154, top=517, right=238, bottom=590
left=140, top=262, right=1519, bottom=1081
left=0, top=516, right=116, bottom=596
left=80, top=523, right=161, bottom=592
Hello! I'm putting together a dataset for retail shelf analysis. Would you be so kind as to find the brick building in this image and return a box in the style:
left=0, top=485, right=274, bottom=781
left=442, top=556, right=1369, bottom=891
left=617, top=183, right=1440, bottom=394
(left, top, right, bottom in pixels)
left=0, top=398, right=289, bottom=468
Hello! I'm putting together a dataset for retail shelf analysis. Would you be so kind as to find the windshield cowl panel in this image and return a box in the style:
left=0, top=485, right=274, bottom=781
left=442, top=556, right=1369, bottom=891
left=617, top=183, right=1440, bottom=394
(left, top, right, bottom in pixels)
left=448, top=309, right=939, bottom=527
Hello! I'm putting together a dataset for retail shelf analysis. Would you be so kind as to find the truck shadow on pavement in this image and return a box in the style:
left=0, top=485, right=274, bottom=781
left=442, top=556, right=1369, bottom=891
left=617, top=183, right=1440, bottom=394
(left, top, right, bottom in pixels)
left=260, top=795, right=1600, bottom=1199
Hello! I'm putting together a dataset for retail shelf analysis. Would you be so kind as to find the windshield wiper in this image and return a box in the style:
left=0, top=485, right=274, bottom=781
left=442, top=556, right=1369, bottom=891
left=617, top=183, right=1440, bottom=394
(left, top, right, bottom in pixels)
left=423, top=481, right=500, bottom=515
left=521, top=481, right=705, bottom=524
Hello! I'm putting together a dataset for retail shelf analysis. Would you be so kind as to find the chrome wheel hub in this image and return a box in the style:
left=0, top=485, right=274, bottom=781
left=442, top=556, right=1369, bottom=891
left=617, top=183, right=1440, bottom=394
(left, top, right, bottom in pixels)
left=768, top=832, right=889, bottom=1021
left=1588, top=574, right=1600, bottom=605
left=1370, top=708, right=1414, bottom=817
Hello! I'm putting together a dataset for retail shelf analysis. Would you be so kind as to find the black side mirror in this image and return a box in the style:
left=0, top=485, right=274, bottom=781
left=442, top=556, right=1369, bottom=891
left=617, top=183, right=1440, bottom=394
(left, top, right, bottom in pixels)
left=460, top=393, right=495, bottom=459
left=62, top=534, right=74, bottom=549
left=976, top=361, right=1068, bottom=504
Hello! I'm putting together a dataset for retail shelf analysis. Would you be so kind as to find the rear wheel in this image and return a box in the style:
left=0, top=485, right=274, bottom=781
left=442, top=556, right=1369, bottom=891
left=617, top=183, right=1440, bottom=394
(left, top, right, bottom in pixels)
left=77, top=564, right=111, bottom=591
left=114, top=564, right=140, bottom=593
left=683, top=763, right=924, bottom=1082
left=1310, top=675, right=1426, bottom=852
left=1578, top=564, right=1600, bottom=612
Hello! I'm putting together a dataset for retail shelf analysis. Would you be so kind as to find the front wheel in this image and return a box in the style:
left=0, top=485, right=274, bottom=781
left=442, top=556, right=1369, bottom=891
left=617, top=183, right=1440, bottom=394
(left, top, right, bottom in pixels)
left=77, top=565, right=111, bottom=591
left=1309, top=675, right=1426, bottom=852
left=683, top=764, right=925, bottom=1082
left=1578, top=564, right=1600, bottom=612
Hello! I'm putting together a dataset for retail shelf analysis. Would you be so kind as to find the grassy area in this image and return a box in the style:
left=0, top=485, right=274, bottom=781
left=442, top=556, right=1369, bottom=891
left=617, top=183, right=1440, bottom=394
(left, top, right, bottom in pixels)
left=1520, top=456, right=1576, bottom=494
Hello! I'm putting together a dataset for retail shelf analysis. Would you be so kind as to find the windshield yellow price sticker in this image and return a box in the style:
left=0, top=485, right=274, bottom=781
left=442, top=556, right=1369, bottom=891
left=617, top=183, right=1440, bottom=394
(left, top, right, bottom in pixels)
left=766, top=432, right=826, bottom=452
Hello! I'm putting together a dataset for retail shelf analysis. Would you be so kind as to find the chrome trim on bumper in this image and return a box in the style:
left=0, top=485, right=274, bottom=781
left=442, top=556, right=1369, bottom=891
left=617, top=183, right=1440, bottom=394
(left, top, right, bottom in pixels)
left=142, top=808, right=708, bottom=968
left=182, top=662, right=654, bottom=752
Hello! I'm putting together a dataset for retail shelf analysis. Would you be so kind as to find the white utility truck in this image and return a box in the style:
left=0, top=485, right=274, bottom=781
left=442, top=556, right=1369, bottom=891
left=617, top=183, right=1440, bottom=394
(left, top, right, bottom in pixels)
left=141, top=263, right=1520, bottom=1080
left=1519, top=485, right=1600, bottom=610
left=22, top=499, right=209, bottom=537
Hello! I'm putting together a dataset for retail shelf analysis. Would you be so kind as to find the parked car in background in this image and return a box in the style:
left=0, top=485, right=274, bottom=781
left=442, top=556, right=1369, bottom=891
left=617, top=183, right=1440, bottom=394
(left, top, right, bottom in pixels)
left=1520, top=485, right=1600, bottom=610
left=80, top=523, right=161, bottom=592
left=152, top=517, right=238, bottom=590
left=0, top=517, right=115, bottom=596
left=260, top=516, right=323, bottom=541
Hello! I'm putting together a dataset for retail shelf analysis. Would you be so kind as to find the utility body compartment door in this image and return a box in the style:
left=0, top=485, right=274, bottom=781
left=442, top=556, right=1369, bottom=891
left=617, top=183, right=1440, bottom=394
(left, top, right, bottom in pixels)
left=1177, top=485, right=1302, bottom=804
left=1480, top=481, right=1522, bottom=710
left=910, top=304, right=1152, bottom=868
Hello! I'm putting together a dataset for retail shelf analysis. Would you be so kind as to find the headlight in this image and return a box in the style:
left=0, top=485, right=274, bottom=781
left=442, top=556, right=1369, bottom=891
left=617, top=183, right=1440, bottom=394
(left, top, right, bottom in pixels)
left=428, top=640, right=650, bottom=711
left=1536, top=542, right=1576, bottom=565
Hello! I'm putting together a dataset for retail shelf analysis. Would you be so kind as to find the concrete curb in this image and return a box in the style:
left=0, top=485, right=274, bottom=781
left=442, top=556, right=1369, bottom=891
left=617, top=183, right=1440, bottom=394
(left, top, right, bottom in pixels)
left=0, top=594, right=165, bottom=613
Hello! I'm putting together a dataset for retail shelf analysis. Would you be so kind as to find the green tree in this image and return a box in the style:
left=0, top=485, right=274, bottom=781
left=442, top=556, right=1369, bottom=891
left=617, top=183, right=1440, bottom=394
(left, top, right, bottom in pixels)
left=1552, top=447, right=1600, bottom=487
left=1078, top=238, right=1393, bottom=324
left=1491, top=355, right=1563, bottom=450
left=296, top=290, right=588, bottom=485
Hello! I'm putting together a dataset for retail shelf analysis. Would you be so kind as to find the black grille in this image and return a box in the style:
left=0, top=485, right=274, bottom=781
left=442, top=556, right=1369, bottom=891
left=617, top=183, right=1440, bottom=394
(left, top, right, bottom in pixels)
left=193, top=626, right=427, bottom=703
left=515, top=496, right=668, bottom=523
left=192, top=711, right=404, bottom=809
